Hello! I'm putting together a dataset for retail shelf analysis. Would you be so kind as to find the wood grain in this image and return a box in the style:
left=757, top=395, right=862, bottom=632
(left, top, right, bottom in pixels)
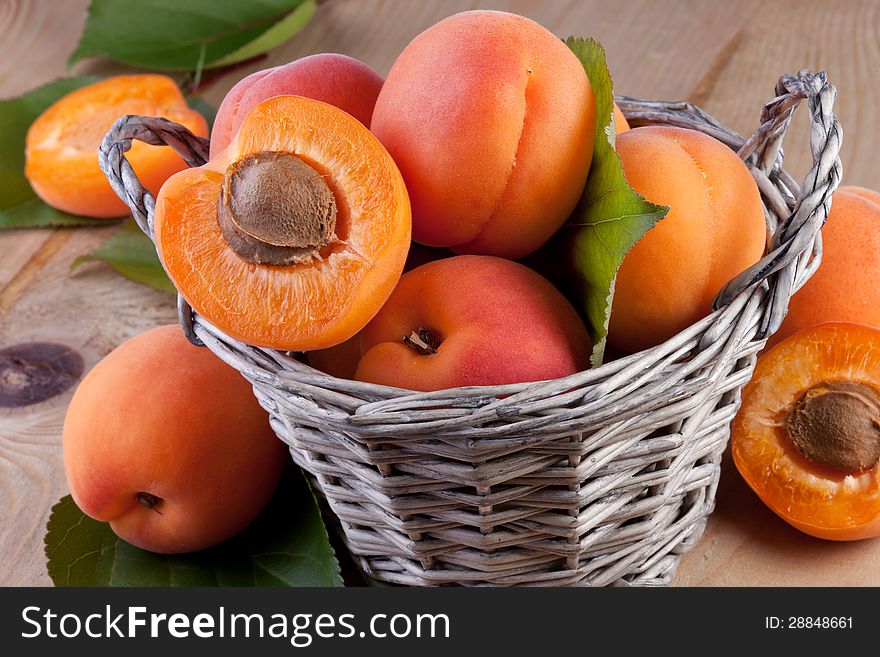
left=0, top=227, right=177, bottom=586
left=1, top=0, right=878, bottom=587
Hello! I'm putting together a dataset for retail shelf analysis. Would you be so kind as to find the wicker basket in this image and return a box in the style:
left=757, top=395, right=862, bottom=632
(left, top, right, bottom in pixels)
left=100, top=70, right=841, bottom=586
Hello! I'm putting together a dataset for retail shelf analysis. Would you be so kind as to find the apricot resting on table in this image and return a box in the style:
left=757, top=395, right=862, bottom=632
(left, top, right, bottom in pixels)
left=155, top=95, right=411, bottom=351
left=355, top=255, right=592, bottom=391
left=63, top=325, right=287, bottom=554
left=25, top=74, right=207, bottom=218
left=371, top=10, right=596, bottom=259
left=211, top=53, right=384, bottom=157
left=608, top=126, right=767, bottom=353
left=768, top=186, right=880, bottom=348
left=732, top=322, right=880, bottom=541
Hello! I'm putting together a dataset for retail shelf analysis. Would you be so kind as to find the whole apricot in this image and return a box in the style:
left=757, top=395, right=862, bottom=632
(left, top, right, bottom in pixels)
left=768, top=186, right=880, bottom=348
left=608, top=126, right=767, bottom=352
left=371, top=10, right=596, bottom=259
left=355, top=255, right=592, bottom=391
left=211, top=53, right=384, bottom=157
left=307, top=336, right=362, bottom=380
left=63, top=325, right=287, bottom=554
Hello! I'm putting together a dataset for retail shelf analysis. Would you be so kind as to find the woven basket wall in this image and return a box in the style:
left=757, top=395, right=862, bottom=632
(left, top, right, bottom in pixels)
left=100, top=70, right=841, bottom=586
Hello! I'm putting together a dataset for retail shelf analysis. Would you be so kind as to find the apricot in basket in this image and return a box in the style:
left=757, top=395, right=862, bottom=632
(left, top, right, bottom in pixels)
left=371, top=10, right=596, bottom=259
left=211, top=53, right=384, bottom=157
left=607, top=126, right=767, bottom=353
left=154, top=95, right=412, bottom=351
left=355, top=255, right=592, bottom=391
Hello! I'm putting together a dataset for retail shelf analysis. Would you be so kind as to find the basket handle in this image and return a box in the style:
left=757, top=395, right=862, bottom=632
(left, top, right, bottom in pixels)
left=716, top=70, right=842, bottom=338
left=99, top=116, right=210, bottom=344
left=620, top=70, right=842, bottom=339
left=99, top=115, right=210, bottom=242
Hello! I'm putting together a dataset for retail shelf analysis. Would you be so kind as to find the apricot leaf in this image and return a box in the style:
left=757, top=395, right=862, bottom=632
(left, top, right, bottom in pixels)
left=0, top=76, right=109, bottom=229
left=560, top=38, right=668, bottom=365
left=44, top=469, right=344, bottom=587
left=71, top=219, right=174, bottom=293
left=209, top=0, right=317, bottom=69
left=71, top=0, right=314, bottom=71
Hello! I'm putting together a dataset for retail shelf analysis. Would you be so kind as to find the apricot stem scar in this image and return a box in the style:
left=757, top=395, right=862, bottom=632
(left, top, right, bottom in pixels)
left=136, top=492, right=164, bottom=514
left=403, top=328, right=440, bottom=355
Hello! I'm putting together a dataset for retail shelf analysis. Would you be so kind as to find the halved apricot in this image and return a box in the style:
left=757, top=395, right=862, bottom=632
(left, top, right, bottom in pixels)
left=25, top=74, right=207, bottom=218
left=154, top=95, right=411, bottom=351
left=732, top=322, right=880, bottom=540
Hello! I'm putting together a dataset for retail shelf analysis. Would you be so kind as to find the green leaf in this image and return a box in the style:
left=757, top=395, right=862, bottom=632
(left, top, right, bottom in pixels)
left=208, top=0, right=316, bottom=69
left=187, top=96, right=218, bottom=130
left=71, top=218, right=175, bottom=293
left=71, top=0, right=313, bottom=71
left=560, top=38, right=668, bottom=365
left=0, top=76, right=111, bottom=229
left=45, top=468, right=344, bottom=587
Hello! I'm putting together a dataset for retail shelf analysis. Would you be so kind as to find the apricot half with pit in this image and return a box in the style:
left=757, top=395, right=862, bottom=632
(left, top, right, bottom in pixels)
left=732, top=322, right=880, bottom=540
left=155, top=95, right=412, bottom=351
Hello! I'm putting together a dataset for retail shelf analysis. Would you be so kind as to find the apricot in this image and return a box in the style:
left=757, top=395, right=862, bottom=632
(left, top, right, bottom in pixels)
left=307, top=335, right=362, bottom=380
left=768, top=186, right=880, bottom=348
left=608, top=126, right=767, bottom=352
left=155, top=95, right=411, bottom=351
left=732, top=322, right=880, bottom=541
left=25, top=74, right=207, bottom=218
left=370, top=10, right=596, bottom=259
left=613, top=102, right=630, bottom=134
left=63, top=325, right=287, bottom=554
left=355, top=255, right=592, bottom=391
left=211, top=53, right=384, bottom=157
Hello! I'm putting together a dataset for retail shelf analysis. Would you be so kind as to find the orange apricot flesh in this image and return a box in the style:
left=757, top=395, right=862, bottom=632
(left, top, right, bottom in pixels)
left=155, top=95, right=411, bottom=351
left=25, top=74, right=207, bottom=218
left=732, top=322, right=880, bottom=540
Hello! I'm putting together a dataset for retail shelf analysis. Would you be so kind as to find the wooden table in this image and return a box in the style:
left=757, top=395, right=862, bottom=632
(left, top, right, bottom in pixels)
left=2, top=0, right=878, bottom=587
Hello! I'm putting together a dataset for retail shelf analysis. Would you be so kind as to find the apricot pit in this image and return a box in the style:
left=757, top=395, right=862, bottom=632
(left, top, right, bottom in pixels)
left=218, top=152, right=337, bottom=266
left=785, top=380, right=880, bottom=472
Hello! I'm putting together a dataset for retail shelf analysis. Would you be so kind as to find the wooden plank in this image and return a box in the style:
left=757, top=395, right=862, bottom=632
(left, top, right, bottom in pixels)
left=690, top=0, right=880, bottom=187
left=676, top=453, right=880, bottom=586
left=0, top=230, right=58, bottom=293
left=0, top=0, right=90, bottom=97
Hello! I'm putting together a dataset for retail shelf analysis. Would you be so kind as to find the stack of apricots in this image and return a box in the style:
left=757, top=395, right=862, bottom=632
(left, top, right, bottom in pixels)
left=27, top=10, right=878, bottom=553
